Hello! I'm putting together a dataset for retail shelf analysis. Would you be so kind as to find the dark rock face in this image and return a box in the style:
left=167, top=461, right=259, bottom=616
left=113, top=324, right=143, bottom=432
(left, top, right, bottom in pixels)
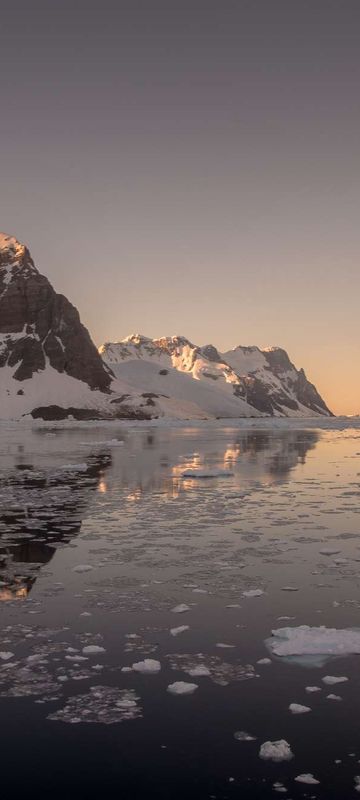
left=0, top=234, right=113, bottom=391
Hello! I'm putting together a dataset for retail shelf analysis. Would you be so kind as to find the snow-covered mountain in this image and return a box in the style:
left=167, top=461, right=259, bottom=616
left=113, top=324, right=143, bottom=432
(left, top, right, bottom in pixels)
left=0, top=233, right=332, bottom=421
left=100, top=334, right=332, bottom=418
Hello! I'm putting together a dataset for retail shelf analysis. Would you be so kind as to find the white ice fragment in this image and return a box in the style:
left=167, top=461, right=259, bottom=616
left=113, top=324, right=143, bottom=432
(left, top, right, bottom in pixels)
left=187, top=665, right=211, bottom=677
left=0, top=652, right=14, bottom=661
left=61, top=463, right=88, bottom=471
left=234, top=731, right=257, bottom=742
left=294, top=773, right=320, bottom=785
left=72, top=565, right=93, bottom=573
left=216, top=643, right=235, bottom=649
left=257, top=658, right=271, bottom=665
left=242, top=589, right=265, bottom=598
left=167, top=681, right=198, bottom=695
left=266, top=625, right=360, bottom=666
left=289, top=703, right=311, bottom=714
left=319, top=548, right=341, bottom=556
left=305, top=686, right=321, bottom=693
left=326, top=693, right=342, bottom=701
left=181, top=469, right=233, bottom=478
left=170, top=625, right=190, bottom=637
left=259, top=740, right=293, bottom=762
left=281, top=586, right=299, bottom=592
left=132, top=659, right=161, bottom=674
left=171, top=604, right=191, bottom=614
left=322, top=675, right=348, bottom=685
left=82, top=645, right=106, bottom=655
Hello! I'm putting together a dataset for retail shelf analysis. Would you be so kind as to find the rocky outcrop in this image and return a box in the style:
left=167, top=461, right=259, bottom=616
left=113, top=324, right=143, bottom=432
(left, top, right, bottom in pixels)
left=0, top=233, right=112, bottom=391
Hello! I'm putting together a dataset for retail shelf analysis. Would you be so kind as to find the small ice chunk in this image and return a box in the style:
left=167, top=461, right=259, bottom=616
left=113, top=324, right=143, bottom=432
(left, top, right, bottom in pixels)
left=289, top=703, right=311, bottom=714
left=82, top=645, right=106, bottom=655
left=167, top=681, right=198, bottom=695
left=257, top=658, right=271, bottom=665
left=322, top=675, right=348, bottom=685
left=234, top=731, right=257, bottom=742
left=181, top=469, right=233, bottom=478
left=281, top=586, right=299, bottom=591
left=216, top=643, right=235, bottom=649
left=61, top=463, right=88, bottom=471
left=305, top=686, right=321, bottom=693
left=294, top=773, right=320, bottom=785
left=132, top=659, right=161, bottom=674
left=242, top=589, right=265, bottom=598
left=326, top=693, right=342, bottom=701
left=354, top=776, right=360, bottom=792
left=319, top=548, right=341, bottom=556
left=0, top=652, right=14, bottom=661
left=170, top=625, right=190, bottom=636
left=72, top=565, right=93, bottom=573
left=259, top=740, right=293, bottom=762
left=171, top=604, right=191, bottom=614
left=187, top=665, right=210, bottom=677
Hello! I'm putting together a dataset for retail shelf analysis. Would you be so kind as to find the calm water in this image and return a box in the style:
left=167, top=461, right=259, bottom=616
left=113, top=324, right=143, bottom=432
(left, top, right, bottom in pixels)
left=1, top=420, right=360, bottom=798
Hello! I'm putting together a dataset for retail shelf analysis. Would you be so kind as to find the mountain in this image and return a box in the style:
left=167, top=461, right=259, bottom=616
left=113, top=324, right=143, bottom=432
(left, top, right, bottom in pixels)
left=0, top=233, right=119, bottom=420
left=0, top=233, right=332, bottom=421
left=100, top=334, right=332, bottom=418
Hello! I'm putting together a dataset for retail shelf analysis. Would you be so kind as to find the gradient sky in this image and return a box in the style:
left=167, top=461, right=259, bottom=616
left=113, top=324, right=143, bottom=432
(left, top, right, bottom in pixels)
left=1, top=0, right=359, bottom=414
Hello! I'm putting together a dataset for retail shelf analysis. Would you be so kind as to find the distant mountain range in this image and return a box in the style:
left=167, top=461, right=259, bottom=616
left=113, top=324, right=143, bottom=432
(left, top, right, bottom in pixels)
left=0, top=233, right=332, bottom=420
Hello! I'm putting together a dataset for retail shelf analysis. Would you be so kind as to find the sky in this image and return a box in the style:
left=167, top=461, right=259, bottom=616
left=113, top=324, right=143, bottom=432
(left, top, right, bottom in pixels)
left=0, top=0, right=359, bottom=415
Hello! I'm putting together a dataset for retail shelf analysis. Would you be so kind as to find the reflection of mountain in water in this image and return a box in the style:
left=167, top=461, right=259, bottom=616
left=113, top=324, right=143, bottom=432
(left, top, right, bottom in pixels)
left=0, top=454, right=111, bottom=600
left=102, top=428, right=319, bottom=499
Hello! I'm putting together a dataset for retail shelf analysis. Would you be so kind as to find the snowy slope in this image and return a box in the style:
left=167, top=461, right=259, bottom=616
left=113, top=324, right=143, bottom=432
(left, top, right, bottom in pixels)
left=100, top=335, right=332, bottom=418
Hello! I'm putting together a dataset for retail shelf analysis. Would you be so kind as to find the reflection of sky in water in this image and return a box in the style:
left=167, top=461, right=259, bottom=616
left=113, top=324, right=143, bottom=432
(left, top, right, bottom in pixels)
left=1, top=422, right=360, bottom=798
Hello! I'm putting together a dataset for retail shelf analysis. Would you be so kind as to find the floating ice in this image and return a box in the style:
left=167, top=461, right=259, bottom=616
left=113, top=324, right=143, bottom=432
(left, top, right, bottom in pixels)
left=289, top=703, right=311, bottom=714
left=132, top=659, right=161, bottom=674
left=0, top=652, right=14, bottom=661
left=187, top=665, right=210, bottom=677
left=259, top=740, right=293, bottom=762
left=167, top=653, right=255, bottom=686
left=234, top=731, right=257, bottom=742
left=181, top=468, right=233, bottom=478
left=257, top=658, right=271, bottom=665
left=326, top=693, right=342, bottom=700
left=171, top=604, right=191, bottom=614
left=82, top=645, right=106, bottom=655
left=322, top=675, right=348, bottom=685
left=242, top=589, right=265, bottom=598
left=72, top=565, right=93, bottom=573
left=48, top=686, right=142, bottom=724
left=167, top=681, right=198, bottom=695
left=294, top=773, right=320, bottom=785
left=266, top=626, right=360, bottom=667
left=305, top=686, right=321, bottom=693
left=319, top=548, right=341, bottom=556
left=170, top=625, right=190, bottom=636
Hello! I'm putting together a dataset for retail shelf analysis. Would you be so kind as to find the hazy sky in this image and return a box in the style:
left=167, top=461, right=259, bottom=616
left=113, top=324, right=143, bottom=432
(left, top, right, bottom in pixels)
left=1, top=1, right=359, bottom=414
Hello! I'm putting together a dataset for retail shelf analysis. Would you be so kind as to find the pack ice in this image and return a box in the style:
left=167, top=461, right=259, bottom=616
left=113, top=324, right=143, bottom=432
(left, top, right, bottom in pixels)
left=266, top=625, right=360, bottom=667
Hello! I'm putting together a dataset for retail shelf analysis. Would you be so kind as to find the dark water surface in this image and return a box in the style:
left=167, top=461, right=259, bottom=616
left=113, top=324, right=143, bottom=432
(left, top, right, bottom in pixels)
left=1, top=421, right=360, bottom=799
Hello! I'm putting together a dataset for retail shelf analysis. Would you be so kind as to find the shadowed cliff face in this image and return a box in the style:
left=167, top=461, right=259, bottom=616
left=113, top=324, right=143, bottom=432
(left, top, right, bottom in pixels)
left=0, top=453, right=111, bottom=600
left=0, top=234, right=113, bottom=391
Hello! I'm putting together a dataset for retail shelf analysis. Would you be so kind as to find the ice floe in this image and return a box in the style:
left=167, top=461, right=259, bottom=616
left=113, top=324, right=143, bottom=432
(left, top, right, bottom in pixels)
left=131, top=659, right=161, bottom=674
left=259, top=740, right=293, bottom=762
left=48, top=686, right=142, bottom=724
left=289, top=703, right=311, bottom=714
left=167, top=681, right=198, bottom=695
left=170, top=625, right=190, bottom=636
left=266, top=625, right=360, bottom=666
left=294, top=773, right=320, bottom=785
left=234, top=731, right=257, bottom=741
